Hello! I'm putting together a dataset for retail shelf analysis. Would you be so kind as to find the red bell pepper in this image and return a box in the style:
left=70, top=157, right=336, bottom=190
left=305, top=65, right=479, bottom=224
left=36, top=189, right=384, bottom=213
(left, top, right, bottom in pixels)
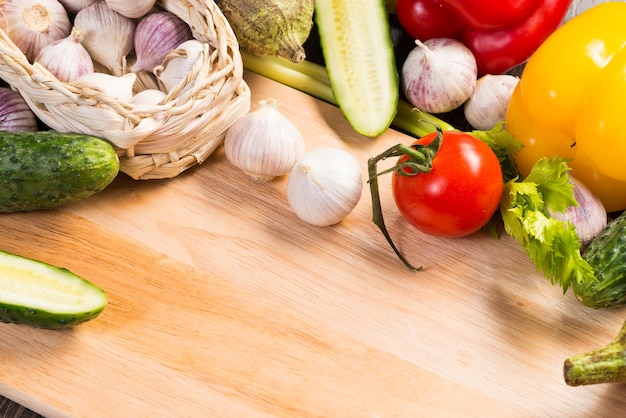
left=395, top=0, right=573, bottom=75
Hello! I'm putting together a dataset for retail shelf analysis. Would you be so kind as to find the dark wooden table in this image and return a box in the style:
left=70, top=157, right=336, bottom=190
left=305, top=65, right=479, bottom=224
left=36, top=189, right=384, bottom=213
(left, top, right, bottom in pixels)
left=0, top=398, right=42, bottom=418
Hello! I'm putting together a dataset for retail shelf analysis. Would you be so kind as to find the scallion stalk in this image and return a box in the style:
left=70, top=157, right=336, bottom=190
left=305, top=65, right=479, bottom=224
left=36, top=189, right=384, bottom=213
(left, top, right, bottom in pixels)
left=241, top=50, right=455, bottom=138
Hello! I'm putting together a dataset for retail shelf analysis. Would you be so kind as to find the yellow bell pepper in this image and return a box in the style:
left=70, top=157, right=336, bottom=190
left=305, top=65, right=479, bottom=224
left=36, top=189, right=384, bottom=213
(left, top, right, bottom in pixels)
left=506, top=2, right=626, bottom=212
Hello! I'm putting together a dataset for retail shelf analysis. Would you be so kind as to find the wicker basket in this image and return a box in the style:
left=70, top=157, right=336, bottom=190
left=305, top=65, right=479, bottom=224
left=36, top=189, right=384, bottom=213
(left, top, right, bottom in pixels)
left=0, top=0, right=251, bottom=180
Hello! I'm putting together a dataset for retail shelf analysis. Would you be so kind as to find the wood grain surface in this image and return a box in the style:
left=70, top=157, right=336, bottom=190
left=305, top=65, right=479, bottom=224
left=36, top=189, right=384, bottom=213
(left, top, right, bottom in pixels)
left=0, top=71, right=625, bottom=417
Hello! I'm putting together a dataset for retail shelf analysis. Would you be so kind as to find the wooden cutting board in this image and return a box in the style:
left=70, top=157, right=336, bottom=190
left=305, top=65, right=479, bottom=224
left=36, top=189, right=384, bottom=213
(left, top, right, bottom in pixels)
left=0, top=71, right=625, bottom=418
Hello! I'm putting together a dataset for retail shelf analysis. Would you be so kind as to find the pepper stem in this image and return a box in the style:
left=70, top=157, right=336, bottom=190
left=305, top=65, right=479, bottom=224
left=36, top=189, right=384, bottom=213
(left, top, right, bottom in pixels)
left=367, top=128, right=443, bottom=271
left=564, top=320, right=626, bottom=386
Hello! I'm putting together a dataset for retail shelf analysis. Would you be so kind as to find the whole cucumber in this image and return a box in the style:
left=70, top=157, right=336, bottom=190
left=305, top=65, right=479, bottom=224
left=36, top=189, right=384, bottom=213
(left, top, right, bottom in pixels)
left=0, top=130, right=119, bottom=212
left=575, top=210, right=626, bottom=308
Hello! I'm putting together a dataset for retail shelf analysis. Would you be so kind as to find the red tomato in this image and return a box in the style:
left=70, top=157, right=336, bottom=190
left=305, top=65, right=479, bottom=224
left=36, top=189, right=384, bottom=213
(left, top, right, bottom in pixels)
left=392, top=131, right=503, bottom=237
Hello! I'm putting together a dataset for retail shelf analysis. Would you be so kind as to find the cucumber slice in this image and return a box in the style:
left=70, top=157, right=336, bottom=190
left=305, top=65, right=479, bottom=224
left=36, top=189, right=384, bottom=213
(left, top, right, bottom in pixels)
left=315, top=0, right=399, bottom=137
left=0, top=250, right=107, bottom=329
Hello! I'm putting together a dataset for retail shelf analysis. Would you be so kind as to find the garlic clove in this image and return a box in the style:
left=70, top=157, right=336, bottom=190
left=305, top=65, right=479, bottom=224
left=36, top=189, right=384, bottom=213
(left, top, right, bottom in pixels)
left=130, top=11, right=194, bottom=73
left=287, top=147, right=363, bottom=227
left=224, top=98, right=306, bottom=181
left=34, top=27, right=95, bottom=82
left=464, top=74, right=519, bottom=131
left=104, top=0, right=157, bottom=19
left=155, top=40, right=206, bottom=93
left=72, top=72, right=137, bottom=103
left=0, top=0, right=72, bottom=62
left=131, top=89, right=167, bottom=106
left=401, top=38, right=477, bottom=114
left=74, top=2, right=136, bottom=76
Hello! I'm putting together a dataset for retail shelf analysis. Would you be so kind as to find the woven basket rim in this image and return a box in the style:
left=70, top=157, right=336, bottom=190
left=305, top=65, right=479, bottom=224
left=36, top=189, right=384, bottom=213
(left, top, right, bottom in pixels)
left=0, top=0, right=251, bottom=179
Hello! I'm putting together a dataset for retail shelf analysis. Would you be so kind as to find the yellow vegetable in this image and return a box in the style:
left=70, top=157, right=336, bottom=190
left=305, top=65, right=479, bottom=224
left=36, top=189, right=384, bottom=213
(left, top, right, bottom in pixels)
left=506, top=2, right=626, bottom=212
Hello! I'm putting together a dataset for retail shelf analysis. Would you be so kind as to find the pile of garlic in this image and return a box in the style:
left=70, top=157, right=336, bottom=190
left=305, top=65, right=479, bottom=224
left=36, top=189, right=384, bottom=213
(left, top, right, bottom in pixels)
left=401, top=38, right=520, bottom=131
left=225, top=99, right=364, bottom=227
left=0, top=0, right=204, bottom=104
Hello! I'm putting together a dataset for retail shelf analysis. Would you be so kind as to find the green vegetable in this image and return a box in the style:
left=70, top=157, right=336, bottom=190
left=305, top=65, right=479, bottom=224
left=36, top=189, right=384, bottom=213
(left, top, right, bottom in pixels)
left=241, top=50, right=454, bottom=137
left=499, top=156, right=597, bottom=293
left=576, top=211, right=626, bottom=308
left=0, top=130, right=119, bottom=212
left=314, top=0, right=399, bottom=137
left=564, top=319, right=626, bottom=386
left=0, top=250, right=107, bottom=329
left=218, top=0, right=314, bottom=63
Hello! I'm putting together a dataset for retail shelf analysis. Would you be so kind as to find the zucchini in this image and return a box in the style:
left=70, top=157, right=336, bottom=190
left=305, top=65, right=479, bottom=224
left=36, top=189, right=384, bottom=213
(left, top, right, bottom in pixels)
left=0, top=130, right=119, bottom=212
left=314, top=0, right=398, bottom=137
left=0, top=250, right=107, bottom=329
left=575, top=210, right=626, bottom=308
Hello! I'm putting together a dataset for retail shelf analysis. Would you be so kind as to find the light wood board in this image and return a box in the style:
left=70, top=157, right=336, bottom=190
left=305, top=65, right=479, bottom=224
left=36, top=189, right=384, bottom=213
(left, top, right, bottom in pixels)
left=0, top=71, right=625, bottom=417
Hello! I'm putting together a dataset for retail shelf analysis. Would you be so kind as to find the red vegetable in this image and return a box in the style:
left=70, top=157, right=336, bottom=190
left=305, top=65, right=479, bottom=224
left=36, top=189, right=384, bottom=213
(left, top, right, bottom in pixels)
left=368, top=130, right=503, bottom=270
left=393, top=131, right=502, bottom=237
left=395, top=0, right=573, bottom=75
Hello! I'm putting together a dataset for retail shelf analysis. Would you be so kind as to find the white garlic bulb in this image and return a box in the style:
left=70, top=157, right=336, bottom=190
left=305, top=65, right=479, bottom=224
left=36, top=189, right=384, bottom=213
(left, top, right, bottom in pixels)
left=464, top=74, right=519, bottom=130
left=402, top=38, right=477, bottom=114
left=34, top=27, right=94, bottom=82
left=0, top=0, right=71, bottom=62
left=104, top=0, right=156, bottom=19
left=225, top=99, right=306, bottom=181
left=287, top=147, right=363, bottom=226
left=58, top=0, right=97, bottom=14
left=74, top=2, right=136, bottom=76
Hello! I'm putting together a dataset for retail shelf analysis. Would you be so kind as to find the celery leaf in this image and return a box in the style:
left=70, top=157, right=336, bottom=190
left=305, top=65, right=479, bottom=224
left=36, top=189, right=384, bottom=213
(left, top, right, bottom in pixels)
left=500, top=157, right=597, bottom=292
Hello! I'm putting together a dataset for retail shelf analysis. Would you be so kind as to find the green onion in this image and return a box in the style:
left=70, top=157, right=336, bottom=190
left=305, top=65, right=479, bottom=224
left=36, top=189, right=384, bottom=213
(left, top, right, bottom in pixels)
left=241, top=50, right=455, bottom=138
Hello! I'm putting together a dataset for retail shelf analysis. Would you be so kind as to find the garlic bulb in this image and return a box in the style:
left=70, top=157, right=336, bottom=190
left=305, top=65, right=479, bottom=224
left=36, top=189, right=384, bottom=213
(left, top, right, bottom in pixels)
left=72, top=72, right=137, bottom=103
left=0, top=0, right=71, bottom=62
left=105, top=0, right=156, bottom=19
left=155, top=40, right=205, bottom=93
left=224, top=99, right=306, bottom=181
left=58, top=0, right=97, bottom=13
left=130, top=11, right=193, bottom=73
left=132, top=89, right=167, bottom=106
left=548, top=174, right=608, bottom=247
left=0, top=88, right=38, bottom=132
left=35, top=27, right=94, bottom=82
left=287, top=147, right=363, bottom=226
left=402, top=38, right=477, bottom=114
left=464, top=74, right=519, bottom=130
left=74, top=2, right=136, bottom=76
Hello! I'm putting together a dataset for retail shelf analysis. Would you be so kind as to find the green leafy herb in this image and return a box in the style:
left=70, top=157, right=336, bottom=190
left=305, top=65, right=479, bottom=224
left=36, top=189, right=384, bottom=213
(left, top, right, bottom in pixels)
left=499, top=156, right=597, bottom=292
left=470, top=123, right=523, bottom=183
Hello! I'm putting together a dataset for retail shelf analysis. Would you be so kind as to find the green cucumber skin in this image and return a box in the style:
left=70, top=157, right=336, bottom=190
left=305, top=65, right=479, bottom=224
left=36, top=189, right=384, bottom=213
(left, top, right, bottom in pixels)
left=577, top=211, right=626, bottom=308
left=0, top=303, right=106, bottom=329
left=0, top=250, right=108, bottom=329
left=0, top=130, right=119, bottom=212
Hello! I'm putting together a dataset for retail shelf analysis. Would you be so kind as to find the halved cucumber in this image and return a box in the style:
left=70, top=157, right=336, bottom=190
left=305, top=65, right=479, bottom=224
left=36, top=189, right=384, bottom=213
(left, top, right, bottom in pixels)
left=315, top=0, right=398, bottom=137
left=0, top=250, right=107, bottom=329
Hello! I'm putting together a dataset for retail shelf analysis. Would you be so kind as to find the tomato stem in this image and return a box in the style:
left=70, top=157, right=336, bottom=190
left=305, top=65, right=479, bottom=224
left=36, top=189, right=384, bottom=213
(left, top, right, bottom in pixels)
left=367, top=129, right=443, bottom=271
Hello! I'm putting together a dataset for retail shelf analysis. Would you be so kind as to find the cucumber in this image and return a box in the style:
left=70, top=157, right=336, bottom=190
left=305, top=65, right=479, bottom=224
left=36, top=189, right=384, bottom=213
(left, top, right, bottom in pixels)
left=0, top=250, right=107, bottom=329
left=576, top=211, right=626, bottom=308
left=315, top=0, right=398, bottom=137
left=0, top=130, right=119, bottom=212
